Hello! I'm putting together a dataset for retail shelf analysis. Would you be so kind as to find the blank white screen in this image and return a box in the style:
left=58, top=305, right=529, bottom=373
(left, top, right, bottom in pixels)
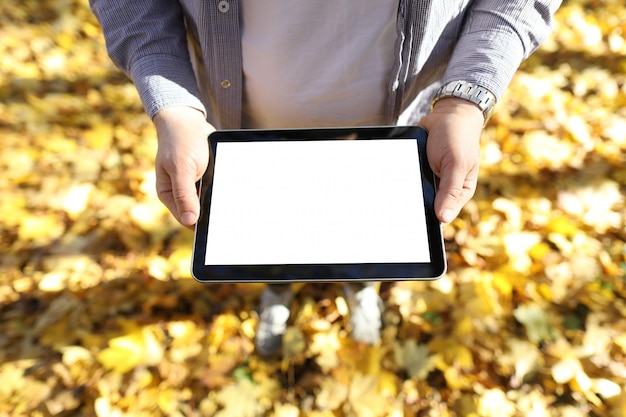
left=205, top=139, right=431, bottom=265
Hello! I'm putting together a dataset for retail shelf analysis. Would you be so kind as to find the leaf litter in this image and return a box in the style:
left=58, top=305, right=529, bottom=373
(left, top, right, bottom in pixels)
left=1, top=0, right=626, bottom=416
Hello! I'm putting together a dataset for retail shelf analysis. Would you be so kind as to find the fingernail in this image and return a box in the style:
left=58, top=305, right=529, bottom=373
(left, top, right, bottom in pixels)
left=181, top=212, right=196, bottom=226
left=441, top=209, right=453, bottom=223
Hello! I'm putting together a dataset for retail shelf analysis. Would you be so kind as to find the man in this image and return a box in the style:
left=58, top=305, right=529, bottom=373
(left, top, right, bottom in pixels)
left=90, top=0, right=561, bottom=356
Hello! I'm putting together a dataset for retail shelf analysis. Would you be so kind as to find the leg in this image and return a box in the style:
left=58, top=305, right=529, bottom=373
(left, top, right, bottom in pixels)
left=255, top=283, right=295, bottom=357
left=343, top=281, right=383, bottom=345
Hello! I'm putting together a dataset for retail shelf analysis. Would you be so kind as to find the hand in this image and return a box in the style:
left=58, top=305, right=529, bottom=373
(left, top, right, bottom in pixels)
left=419, top=98, right=484, bottom=224
left=153, top=106, right=214, bottom=228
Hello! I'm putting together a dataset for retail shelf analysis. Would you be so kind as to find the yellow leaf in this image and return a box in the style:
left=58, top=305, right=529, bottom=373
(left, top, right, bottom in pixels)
left=310, top=325, right=341, bottom=372
left=491, top=271, right=514, bottom=301
left=316, top=377, right=348, bottom=411
left=528, top=241, right=552, bottom=261
left=394, top=340, right=432, bottom=379
left=209, top=313, right=241, bottom=351
left=57, top=183, right=94, bottom=220
left=335, top=295, right=349, bottom=317
left=615, top=334, right=626, bottom=354
left=515, top=389, right=552, bottom=417
left=557, top=180, right=624, bottom=233
left=97, top=333, right=144, bottom=374
left=147, top=256, right=171, bottom=281
left=453, top=315, right=474, bottom=339
left=271, top=403, right=300, bottom=417
left=94, top=397, right=112, bottom=417
left=565, top=115, right=594, bottom=150
left=96, top=327, right=163, bottom=374
left=492, top=197, right=522, bottom=230
left=39, top=316, right=72, bottom=348
left=157, top=388, right=178, bottom=415
left=609, top=391, right=626, bottom=417
left=521, top=131, right=575, bottom=170
left=18, top=214, right=65, bottom=246
left=591, top=378, right=621, bottom=399
left=477, top=389, right=516, bottom=417
left=348, top=373, right=387, bottom=417
left=39, top=271, right=68, bottom=292
left=61, top=346, right=94, bottom=368
left=83, top=123, right=114, bottom=150
left=513, top=303, right=558, bottom=343
left=450, top=345, right=474, bottom=372
left=0, top=362, right=28, bottom=401
left=129, top=201, right=169, bottom=235
left=502, top=232, right=542, bottom=273
left=499, top=339, right=541, bottom=388
left=551, top=357, right=579, bottom=384
left=168, top=320, right=200, bottom=345
left=282, top=326, right=306, bottom=365
left=215, top=380, right=268, bottom=417
left=378, top=370, right=399, bottom=398
left=444, top=365, right=473, bottom=391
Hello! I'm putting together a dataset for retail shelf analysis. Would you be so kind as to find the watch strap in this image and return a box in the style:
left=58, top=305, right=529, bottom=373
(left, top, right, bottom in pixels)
left=431, top=80, right=497, bottom=123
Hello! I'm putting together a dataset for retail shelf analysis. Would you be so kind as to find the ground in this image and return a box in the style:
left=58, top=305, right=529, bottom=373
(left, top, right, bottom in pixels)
left=0, top=0, right=625, bottom=416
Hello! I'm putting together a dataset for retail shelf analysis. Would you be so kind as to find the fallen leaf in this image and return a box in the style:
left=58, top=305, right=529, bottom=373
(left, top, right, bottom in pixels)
left=316, top=377, right=348, bottom=411
left=394, top=339, right=432, bottom=379
left=477, top=389, right=516, bottom=417
left=96, top=326, right=164, bottom=374
left=513, top=304, right=558, bottom=343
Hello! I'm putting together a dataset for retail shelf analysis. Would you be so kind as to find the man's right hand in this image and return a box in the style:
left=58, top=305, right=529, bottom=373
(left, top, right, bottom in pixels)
left=153, top=106, right=214, bottom=229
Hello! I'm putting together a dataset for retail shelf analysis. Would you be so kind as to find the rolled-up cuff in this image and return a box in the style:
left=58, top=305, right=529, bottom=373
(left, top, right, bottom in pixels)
left=129, top=54, right=206, bottom=119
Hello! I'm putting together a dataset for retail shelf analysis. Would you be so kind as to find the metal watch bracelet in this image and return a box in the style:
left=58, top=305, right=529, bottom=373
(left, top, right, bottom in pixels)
left=431, top=80, right=497, bottom=123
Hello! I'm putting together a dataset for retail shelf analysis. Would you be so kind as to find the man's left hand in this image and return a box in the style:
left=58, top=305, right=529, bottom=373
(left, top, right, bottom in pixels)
left=419, top=97, right=485, bottom=224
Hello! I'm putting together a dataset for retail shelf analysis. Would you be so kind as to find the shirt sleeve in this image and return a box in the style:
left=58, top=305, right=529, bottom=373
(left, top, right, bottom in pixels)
left=442, top=0, right=561, bottom=100
left=89, top=0, right=206, bottom=118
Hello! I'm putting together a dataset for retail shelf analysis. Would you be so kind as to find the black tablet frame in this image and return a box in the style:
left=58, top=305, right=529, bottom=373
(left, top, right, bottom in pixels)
left=191, top=126, right=446, bottom=283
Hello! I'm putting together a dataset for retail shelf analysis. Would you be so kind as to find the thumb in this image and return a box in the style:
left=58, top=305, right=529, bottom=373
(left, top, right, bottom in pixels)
left=156, top=160, right=202, bottom=229
left=434, top=164, right=476, bottom=224
left=172, top=173, right=200, bottom=227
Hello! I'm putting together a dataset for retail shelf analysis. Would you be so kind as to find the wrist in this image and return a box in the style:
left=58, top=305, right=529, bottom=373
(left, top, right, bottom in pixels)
left=431, top=97, right=484, bottom=118
left=153, top=105, right=206, bottom=124
left=153, top=106, right=214, bottom=149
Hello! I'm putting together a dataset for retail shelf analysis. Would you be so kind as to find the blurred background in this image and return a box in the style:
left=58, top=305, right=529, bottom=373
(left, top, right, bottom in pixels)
left=0, top=0, right=625, bottom=416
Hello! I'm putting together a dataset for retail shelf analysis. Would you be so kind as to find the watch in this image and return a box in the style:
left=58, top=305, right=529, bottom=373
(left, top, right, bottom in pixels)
left=431, top=80, right=497, bottom=122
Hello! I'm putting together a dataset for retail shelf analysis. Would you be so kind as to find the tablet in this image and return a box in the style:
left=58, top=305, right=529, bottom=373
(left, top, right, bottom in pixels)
left=192, top=126, right=445, bottom=283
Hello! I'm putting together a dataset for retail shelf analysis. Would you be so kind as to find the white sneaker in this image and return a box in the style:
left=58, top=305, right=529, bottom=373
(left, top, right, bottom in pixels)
left=344, top=284, right=383, bottom=345
left=255, top=285, right=294, bottom=357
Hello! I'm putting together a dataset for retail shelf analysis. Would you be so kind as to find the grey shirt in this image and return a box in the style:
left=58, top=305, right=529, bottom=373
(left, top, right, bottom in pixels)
left=90, top=0, right=561, bottom=129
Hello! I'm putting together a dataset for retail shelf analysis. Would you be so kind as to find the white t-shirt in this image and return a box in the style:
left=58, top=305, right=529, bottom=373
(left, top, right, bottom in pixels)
left=241, top=1, right=399, bottom=129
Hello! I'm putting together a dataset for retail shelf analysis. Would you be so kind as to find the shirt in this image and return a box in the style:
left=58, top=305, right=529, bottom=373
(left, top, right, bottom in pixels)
left=90, top=0, right=561, bottom=129
left=240, top=0, right=399, bottom=129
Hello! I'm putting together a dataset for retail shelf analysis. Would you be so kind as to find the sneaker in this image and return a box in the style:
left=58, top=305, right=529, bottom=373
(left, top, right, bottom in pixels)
left=255, top=285, right=294, bottom=357
left=343, top=284, right=383, bottom=345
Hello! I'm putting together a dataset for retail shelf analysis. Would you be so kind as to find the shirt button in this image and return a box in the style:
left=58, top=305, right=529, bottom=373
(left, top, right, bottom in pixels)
left=220, top=79, right=232, bottom=89
left=218, top=0, right=230, bottom=13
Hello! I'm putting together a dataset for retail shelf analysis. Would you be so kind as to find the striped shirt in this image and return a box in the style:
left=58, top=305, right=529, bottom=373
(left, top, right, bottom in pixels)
left=90, top=0, right=561, bottom=129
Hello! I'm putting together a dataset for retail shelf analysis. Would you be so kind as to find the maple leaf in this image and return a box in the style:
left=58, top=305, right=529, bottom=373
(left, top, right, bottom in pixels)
left=214, top=379, right=274, bottom=417
left=347, top=373, right=388, bottom=417
left=393, top=339, right=433, bottom=379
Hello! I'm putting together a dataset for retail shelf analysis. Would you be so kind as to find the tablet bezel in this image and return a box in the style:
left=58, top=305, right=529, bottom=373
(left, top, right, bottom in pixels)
left=192, top=126, right=446, bottom=283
